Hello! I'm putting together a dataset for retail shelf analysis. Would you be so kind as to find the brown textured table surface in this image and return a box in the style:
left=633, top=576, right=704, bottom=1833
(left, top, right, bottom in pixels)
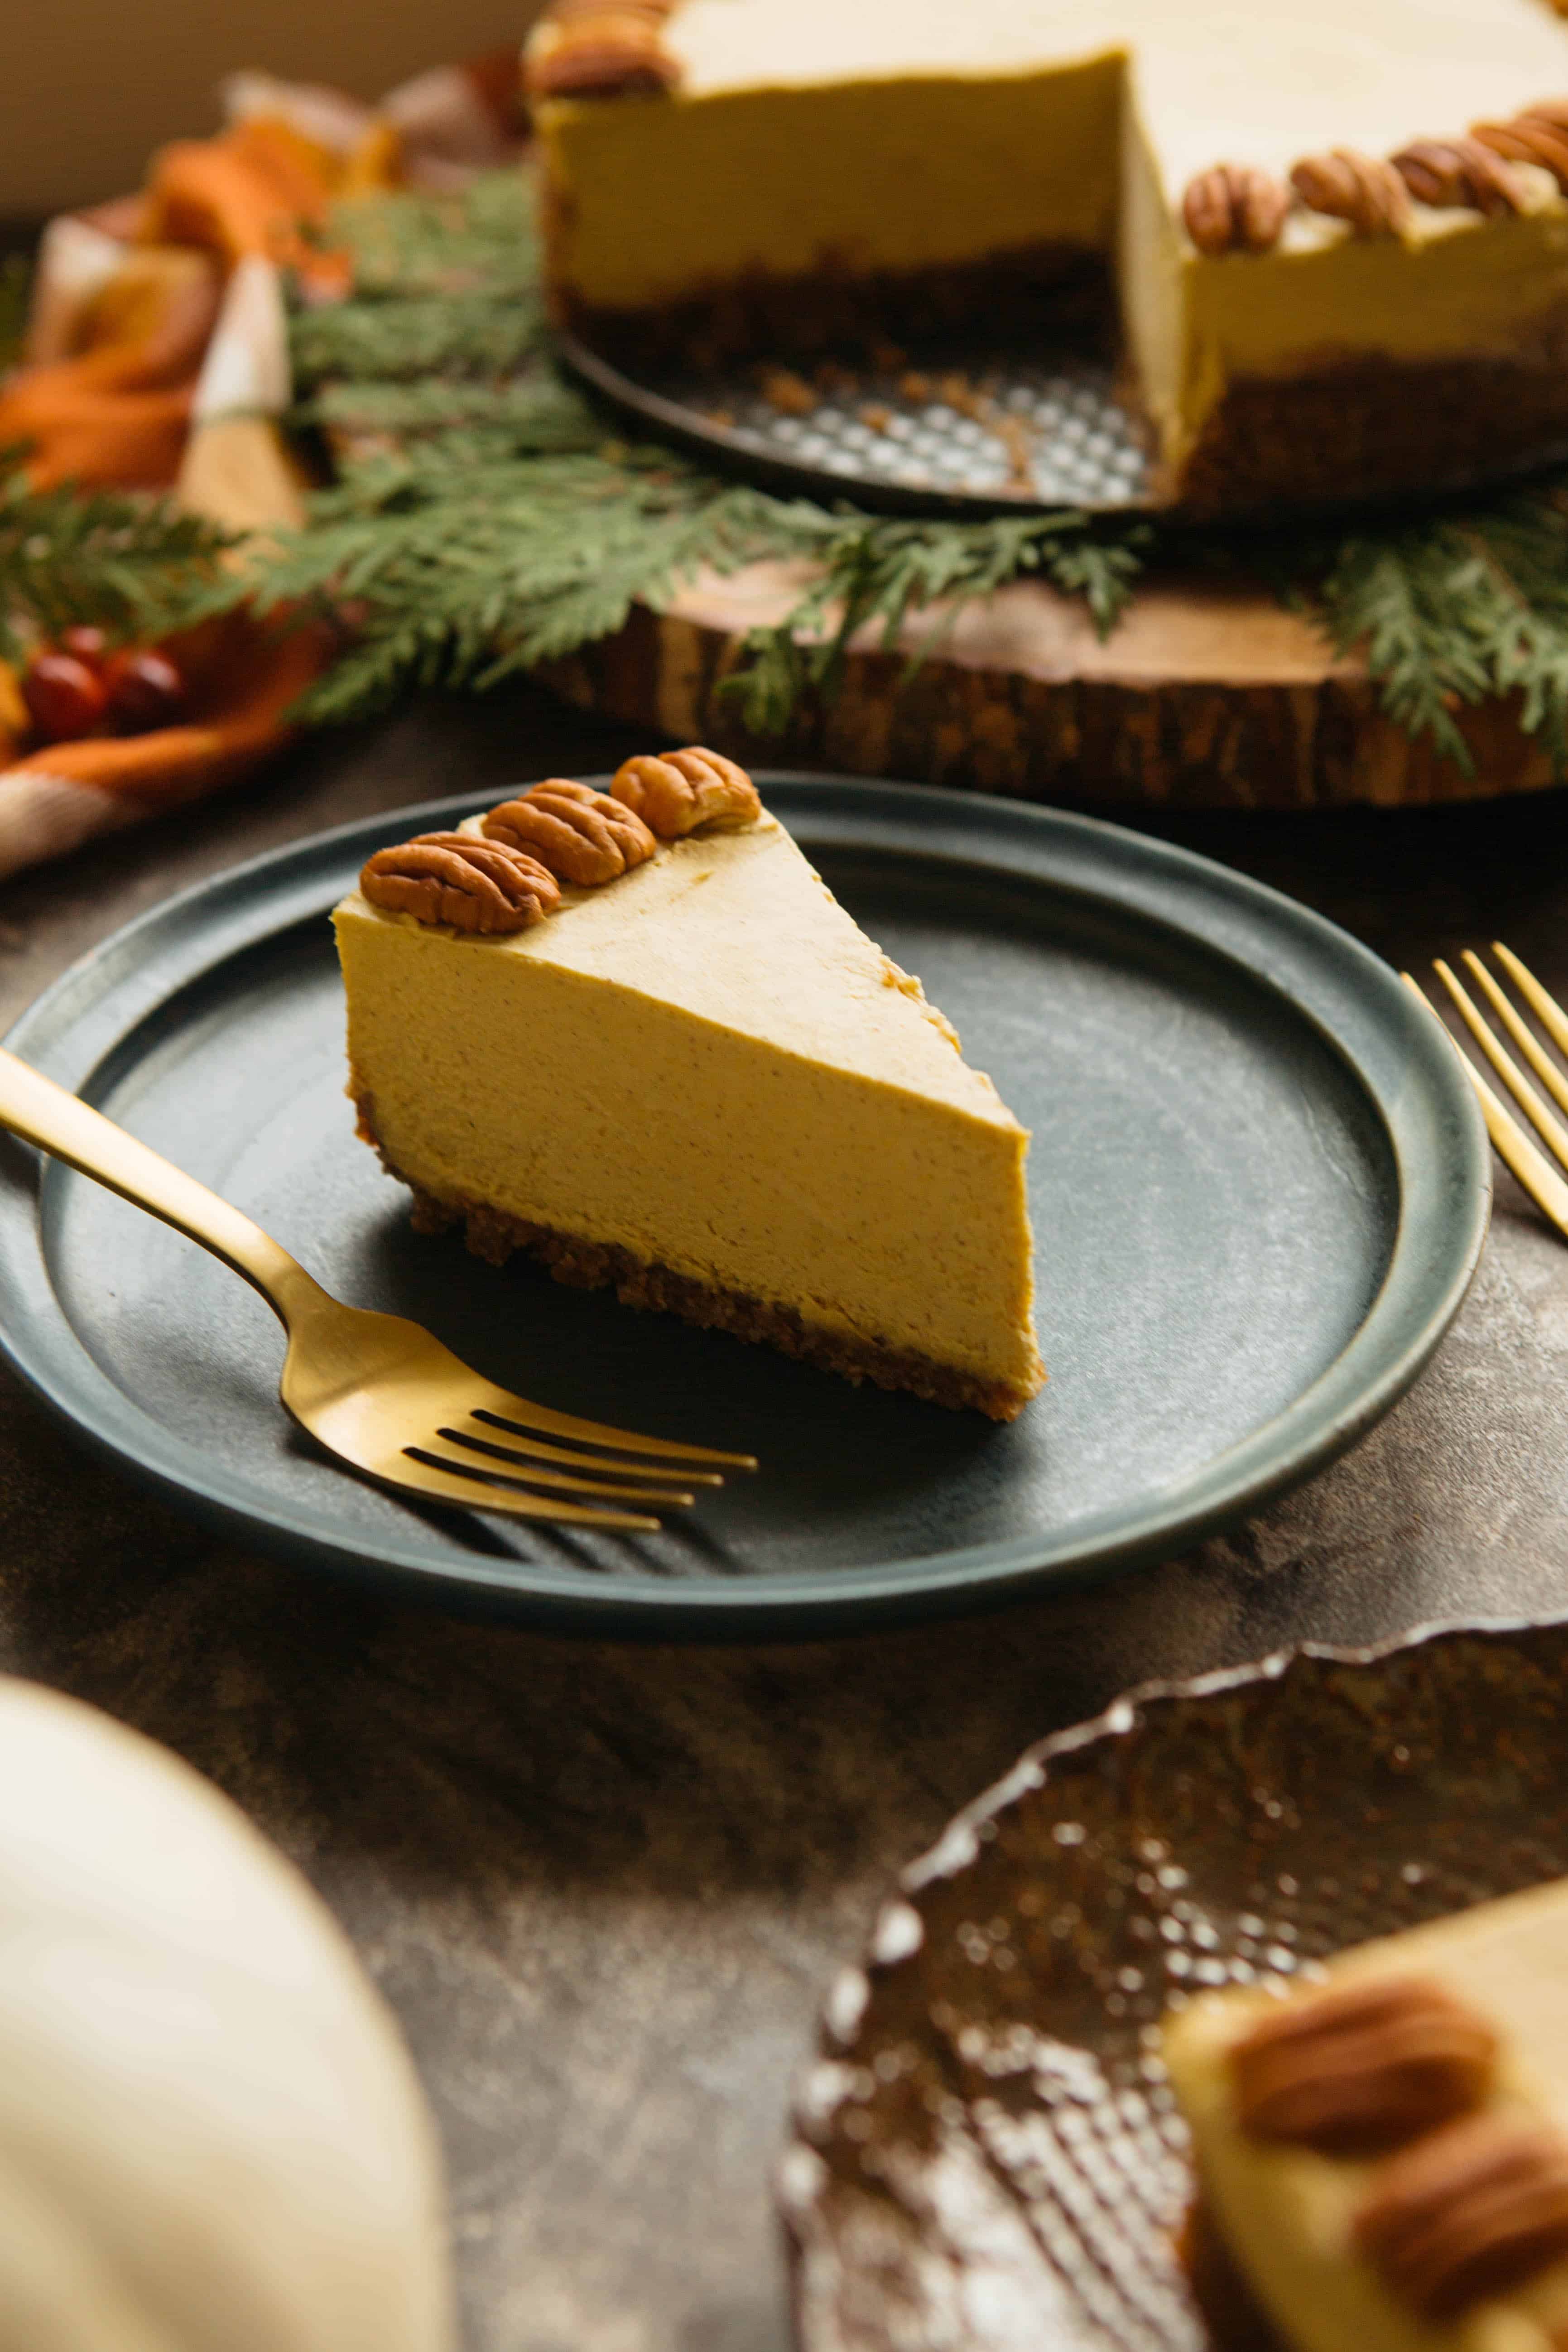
left=4, top=688, right=1568, bottom=2352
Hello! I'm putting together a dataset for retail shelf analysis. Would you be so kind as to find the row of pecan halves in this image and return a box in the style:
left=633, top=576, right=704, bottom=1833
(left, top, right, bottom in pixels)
left=360, top=750, right=761, bottom=937
left=1184, top=98, right=1568, bottom=255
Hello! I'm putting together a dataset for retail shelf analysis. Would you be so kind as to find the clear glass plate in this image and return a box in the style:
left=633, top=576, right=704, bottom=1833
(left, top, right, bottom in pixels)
left=782, top=1618, right=1568, bottom=2350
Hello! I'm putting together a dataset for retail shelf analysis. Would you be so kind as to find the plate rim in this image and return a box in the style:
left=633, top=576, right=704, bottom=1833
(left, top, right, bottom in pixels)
left=0, top=776, right=1491, bottom=1638
left=903, top=1606, right=1563, bottom=1893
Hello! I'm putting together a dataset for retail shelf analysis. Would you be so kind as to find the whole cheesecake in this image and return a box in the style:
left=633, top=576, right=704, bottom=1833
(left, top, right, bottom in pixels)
left=333, top=753, right=1044, bottom=1419
left=526, top=0, right=1568, bottom=512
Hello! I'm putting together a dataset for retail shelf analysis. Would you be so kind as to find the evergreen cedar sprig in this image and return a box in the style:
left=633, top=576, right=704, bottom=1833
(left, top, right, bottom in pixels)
left=289, top=289, right=549, bottom=387
left=300, top=374, right=593, bottom=443
left=279, top=169, right=1568, bottom=772
left=1307, top=489, right=1568, bottom=775
left=310, top=171, right=544, bottom=304
left=718, top=512, right=1150, bottom=738
left=0, top=236, right=240, bottom=657
left=735, top=474, right=1568, bottom=779
left=289, top=174, right=548, bottom=385
left=251, top=438, right=834, bottom=721
left=0, top=449, right=239, bottom=669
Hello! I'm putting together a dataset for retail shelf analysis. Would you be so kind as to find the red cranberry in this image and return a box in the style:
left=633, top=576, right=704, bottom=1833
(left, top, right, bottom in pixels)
left=103, top=649, right=186, bottom=736
left=59, top=625, right=109, bottom=671
left=22, top=653, right=110, bottom=745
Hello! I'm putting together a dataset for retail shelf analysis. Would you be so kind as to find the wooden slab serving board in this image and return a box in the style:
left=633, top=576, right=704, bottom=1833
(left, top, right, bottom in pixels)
left=541, top=559, right=1557, bottom=810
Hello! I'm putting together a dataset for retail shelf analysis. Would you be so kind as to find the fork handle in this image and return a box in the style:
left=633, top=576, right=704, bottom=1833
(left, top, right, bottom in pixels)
left=0, top=1046, right=325, bottom=1323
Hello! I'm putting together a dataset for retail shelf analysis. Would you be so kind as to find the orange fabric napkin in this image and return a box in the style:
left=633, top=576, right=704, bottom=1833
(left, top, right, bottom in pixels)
left=0, top=51, right=524, bottom=879
left=1, top=248, right=221, bottom=491
left=0, top=114, right=350, bottom=877
left=140, top=117, right=357, bottom=292
left=0, top=614, right=332, bottom=871
left=0, top=116, right=355, bottom=495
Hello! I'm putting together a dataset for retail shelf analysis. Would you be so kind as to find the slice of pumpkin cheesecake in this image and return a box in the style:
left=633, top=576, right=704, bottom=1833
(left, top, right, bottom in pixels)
left=332, top=750, right=1043, bottom=1419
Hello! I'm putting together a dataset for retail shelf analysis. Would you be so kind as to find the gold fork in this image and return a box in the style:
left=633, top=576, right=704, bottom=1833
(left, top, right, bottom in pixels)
left=1403, top=943, right=1568, bottom=1240
left=0, top=1046, right=755, bottom=1532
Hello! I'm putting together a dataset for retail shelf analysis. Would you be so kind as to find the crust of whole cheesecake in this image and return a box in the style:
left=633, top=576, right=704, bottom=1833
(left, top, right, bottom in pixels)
left=552, top=242, right=1113, bottom=370
left=1171, top=319, right=1568, bottom=514
left=355, top=1093, right=1039, bottom=1422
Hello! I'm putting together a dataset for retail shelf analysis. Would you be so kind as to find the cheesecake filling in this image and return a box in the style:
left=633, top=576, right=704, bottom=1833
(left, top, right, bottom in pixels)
left=541, top=54, right=1124, bottom=319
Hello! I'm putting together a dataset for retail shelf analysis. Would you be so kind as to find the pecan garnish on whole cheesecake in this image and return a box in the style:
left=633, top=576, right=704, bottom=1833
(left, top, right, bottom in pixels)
left=1471, top=101, right=1568, bottom=192
left=1181, top=164, right=1292, bottom=255
left=526, top=7, right=681, bottom=100
left=1290, top=149, right=1414, bottom=237
left=1391, top=135, right=1526, bottom=215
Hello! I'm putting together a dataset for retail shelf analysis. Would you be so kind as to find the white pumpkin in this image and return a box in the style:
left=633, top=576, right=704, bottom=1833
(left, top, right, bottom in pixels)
left=0, top=1678, right=454, bottom=2352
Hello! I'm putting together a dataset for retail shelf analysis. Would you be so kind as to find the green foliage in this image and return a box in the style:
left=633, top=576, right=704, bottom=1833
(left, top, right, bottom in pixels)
left=267, top=171, right=1155, bottom=733
left=322, top=170, right=541, bottom=301
left=719, top=510, right=1150, bottom=737
left=290, top=289, right=548, bottom=386
left=0, top=451, right=239, bottom=667
left=302, top=373, right=596, bottom=449
left=253, top=435, right=829, bottom=723
left=274, top=169, right=818, bottom=717
left=1302, top=486, right=1568, bottom=777
left=291, top=175, right=546, bottom=386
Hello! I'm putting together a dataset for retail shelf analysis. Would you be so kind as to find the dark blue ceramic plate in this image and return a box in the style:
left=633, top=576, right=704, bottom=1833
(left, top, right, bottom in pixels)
left=0, top=779, right=1488, bottom=1637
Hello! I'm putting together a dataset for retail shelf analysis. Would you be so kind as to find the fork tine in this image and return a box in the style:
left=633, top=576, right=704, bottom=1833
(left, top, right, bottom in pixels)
left=459, top=1413, right=723, bottom=1486
left=419, top=1436, right=694, bottom=1510
left=468, top=1382, right=757, bottom=1471
left=1493, top=943, right=1568, bottom=1065
left=1451, top=1063, right=1568, bottom=1241
left=1403, top=974, right=1568, bottom=1240
left=1432, top=958, right=1568, bottom=1171
left=380, top=1453, right=660, bottom=1533
left=1462, top=951, right=1568, bottom=1122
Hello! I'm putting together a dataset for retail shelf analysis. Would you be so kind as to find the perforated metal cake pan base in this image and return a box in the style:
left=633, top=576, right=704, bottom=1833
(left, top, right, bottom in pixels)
left=562, top=330, right=1568, bottom=528
left=563, top=332, right=1156, bottom=518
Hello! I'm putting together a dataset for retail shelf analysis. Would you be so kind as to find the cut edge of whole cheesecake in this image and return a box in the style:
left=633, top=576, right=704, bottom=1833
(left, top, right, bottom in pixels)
left=333, top=751, right=1044, bottom=1420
